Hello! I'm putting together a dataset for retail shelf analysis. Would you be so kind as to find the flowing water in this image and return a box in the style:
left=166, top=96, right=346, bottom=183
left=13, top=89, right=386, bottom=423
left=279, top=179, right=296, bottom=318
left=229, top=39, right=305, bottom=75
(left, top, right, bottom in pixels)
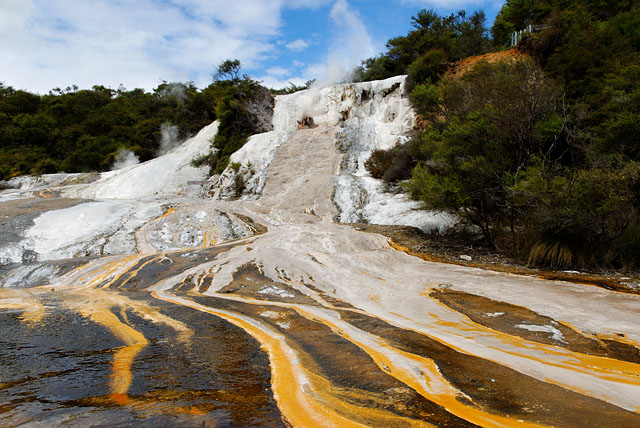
left=1, top=77, right=639, bottom=427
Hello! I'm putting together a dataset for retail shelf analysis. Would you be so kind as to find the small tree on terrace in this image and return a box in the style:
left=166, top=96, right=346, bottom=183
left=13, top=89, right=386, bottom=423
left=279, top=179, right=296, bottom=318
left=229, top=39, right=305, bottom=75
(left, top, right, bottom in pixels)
left=214, top=59, right=242, bottom=83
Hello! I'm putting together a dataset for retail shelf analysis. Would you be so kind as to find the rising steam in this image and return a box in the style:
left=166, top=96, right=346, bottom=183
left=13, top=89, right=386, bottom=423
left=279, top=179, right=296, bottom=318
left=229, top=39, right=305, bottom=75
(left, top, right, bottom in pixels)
left=112, top=149, right=140, bottom=170
left=158, top=123, right=181, bottom=155
left=312, top=0, right=376, bottom=88
left=158, top=82, right=188, bottom=104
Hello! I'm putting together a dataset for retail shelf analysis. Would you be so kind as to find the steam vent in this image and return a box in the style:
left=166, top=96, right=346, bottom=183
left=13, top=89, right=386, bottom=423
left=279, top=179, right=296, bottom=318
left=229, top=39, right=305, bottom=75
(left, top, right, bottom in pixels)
left=1, top=76, right=640, bottom=427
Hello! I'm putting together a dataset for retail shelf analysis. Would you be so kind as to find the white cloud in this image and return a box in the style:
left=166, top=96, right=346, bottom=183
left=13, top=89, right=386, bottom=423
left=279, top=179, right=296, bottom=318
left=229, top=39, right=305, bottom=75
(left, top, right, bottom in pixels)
left=169, top=0, right=283, bottom=36
left=400, top=0, right=489, bottom=7
left=256, top=0, right=381, bottom=90
left=0, top=0, right=401, bottom=94
left=256, top=75, right=307, bottom=90
left=285, top=39, right=310, bottom=52
left=0, top=0, right=317, bottom=93
left=0, top=0, right=34, bottom=37
left=257, top=60, right=322, bottom=90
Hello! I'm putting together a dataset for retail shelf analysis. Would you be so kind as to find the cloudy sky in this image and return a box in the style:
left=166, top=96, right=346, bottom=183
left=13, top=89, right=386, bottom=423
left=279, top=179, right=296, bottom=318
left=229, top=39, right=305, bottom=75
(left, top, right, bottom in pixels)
left=1, top=0, right=505, bottom=93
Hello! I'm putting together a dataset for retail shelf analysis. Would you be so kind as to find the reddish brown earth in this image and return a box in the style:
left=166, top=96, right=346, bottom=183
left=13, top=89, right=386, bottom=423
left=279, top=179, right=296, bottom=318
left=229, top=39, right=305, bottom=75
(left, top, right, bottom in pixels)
left=446, top=48, right=529, bottom=78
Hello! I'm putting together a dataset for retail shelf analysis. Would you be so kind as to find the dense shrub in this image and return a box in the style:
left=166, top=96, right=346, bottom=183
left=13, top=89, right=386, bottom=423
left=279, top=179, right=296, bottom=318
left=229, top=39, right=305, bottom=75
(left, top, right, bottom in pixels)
left=511, top=160, right=640, bottom=268
left=406, top=49, right=448, bottom=90
left=363, top=2, right=638, bottom=269
left=407, top=59, right=568, bottom=242
left=364, top=142, right=415, bottom=183
left=364, top=149, right=392, bottom=179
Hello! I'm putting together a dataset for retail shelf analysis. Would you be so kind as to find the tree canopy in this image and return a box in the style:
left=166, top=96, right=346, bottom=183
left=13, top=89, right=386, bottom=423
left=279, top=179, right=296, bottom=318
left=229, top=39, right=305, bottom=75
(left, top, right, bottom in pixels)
left=0, top=82, right=214, bottom=178
left=357, top=9, right=491, bottom=86
left=0, top=60, right=271, bottom=179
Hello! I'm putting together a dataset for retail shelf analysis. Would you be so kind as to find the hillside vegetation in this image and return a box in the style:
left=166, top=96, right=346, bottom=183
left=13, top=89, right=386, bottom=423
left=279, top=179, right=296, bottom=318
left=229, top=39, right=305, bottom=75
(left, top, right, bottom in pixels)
left=0, top=60, right=270, bottom=180
left=0, top=82, right=213, bottom=178
left=361, top=0, right=640, bottom=269
left=2, top=1, right=638, bottom=270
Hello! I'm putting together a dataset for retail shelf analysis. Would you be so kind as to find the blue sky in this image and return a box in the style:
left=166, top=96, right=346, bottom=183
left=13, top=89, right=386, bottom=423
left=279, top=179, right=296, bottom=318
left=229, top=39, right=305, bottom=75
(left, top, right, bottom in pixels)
left=0, top=0, right=505, bottom=94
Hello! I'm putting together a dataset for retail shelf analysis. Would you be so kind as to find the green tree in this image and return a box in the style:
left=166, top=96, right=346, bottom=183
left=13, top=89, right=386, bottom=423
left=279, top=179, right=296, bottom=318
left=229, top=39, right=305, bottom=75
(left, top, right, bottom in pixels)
left=491, top=0, right=553, bottom=47
left=0, top=78, right=216, bottom=180
left=407, top=59, right=570, bottom=245
left=510, top=159, right=640, bottom=267
left=192, top=60, right=273, bottom=175
left=359, top=9, right=490, bottom=84
left=214, top=59, right=242, bottom=82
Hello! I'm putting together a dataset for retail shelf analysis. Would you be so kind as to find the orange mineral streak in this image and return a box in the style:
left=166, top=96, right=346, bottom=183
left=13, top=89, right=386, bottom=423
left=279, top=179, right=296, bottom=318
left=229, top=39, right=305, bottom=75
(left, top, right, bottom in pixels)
left=419, top=298, right=640, bottom=383
left=18, top=301, right=45, bottom=325
left=199, top=292, right=543, bottom=427
left=361, top=270, right=386, bottom=282
left=151, top=291, right=369, bottom=428
left=58, top=259, right=94, bottom=279
left=290, top=308, right=546, bottom=428
left=596, top=331, right=640, bottom=349
left=153, top=207, right=176, bottom=222
left=109, top=343, right=147, bottom=403
left=37, top=189, right=55, bottom=198
left=375, top=297, right=640, bottom=411
left=202, top=231, right=216, bottom=248
left=57, top=288, right=197, bottom=412
left=307, top=371, right=436, bottom=428
left=106, top=255, right=164, bottom=289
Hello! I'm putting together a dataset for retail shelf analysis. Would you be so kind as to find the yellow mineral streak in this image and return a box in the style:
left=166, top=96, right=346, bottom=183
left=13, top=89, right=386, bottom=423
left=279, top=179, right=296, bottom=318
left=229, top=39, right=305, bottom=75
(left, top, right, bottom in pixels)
left=18, top=300, right=45, bottom=325
left=62, top=290, right=193, bottom=404
left=109, top=343, right=147, bottom=405
left=369, top=342, right=545, bottom=428
left=70, top=290, right=194, bottom=343
left=135, top=207, right=176, bottom=252
left=91, top=255, right=148, bottom=289
left=289, top=307, right=547, bottom=428
left=308, top=371, right=436, bottom=428
left=105, top=255, right=163, bottom=289
left=152, top=290, right=371, bottom=428
left=78, top=306, right=147, bottom=400
left=59, top=259, right=93, bottom=279
left=134, top=305, right=193, bottom=344
left=153, top=207, right=176, bottom=222
left=420, top=299, right=640, bottom=383
left=596, top=331, right=640, bottom=349
left=379, top=298, right=640, bottom=410
left=54, top=254, right=148, bottom=290
left=361, top=270, right=386, bottom=282
left=184, top=292, right=544, bottom=427
left=369, top=294, right=381, bottom=304
left=0, top=291, right=46, bottom=325
left=202, top=231, right=216, bottom=248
